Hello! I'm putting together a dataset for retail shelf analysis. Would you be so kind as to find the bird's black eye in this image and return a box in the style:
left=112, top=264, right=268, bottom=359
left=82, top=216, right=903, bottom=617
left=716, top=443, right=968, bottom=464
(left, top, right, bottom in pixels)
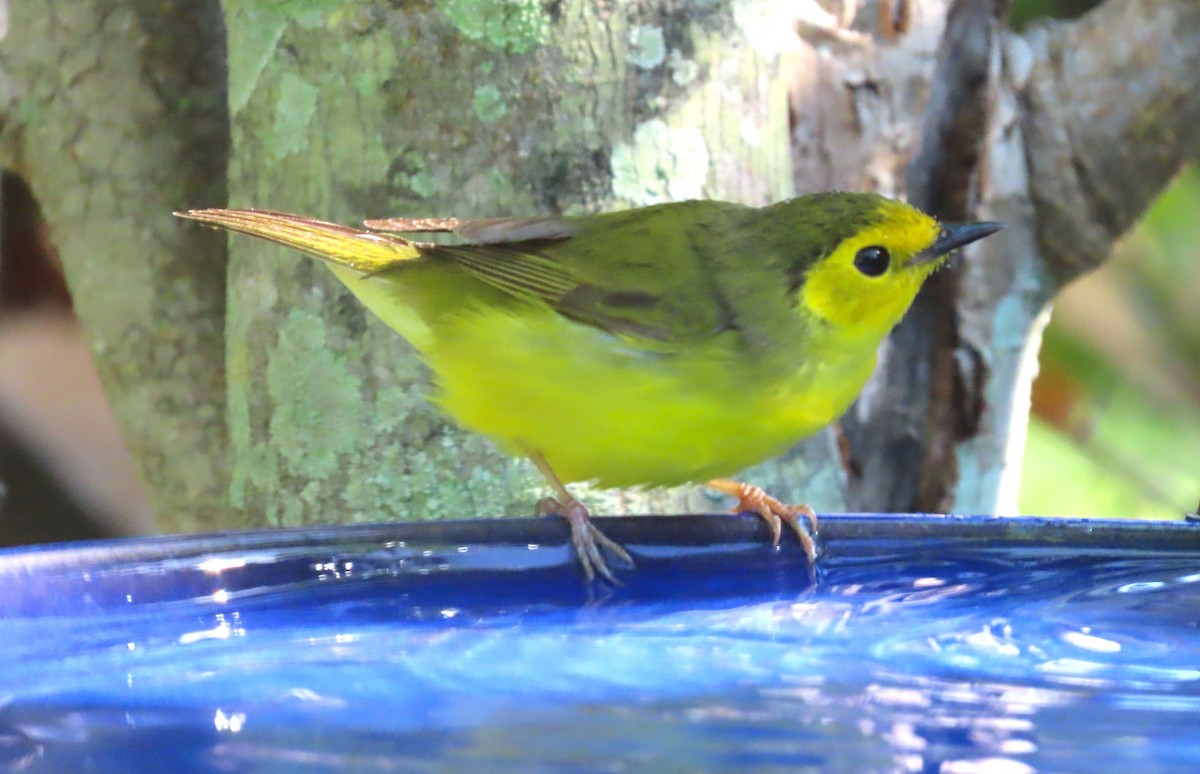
left=853, top=246, right=890, bottom=277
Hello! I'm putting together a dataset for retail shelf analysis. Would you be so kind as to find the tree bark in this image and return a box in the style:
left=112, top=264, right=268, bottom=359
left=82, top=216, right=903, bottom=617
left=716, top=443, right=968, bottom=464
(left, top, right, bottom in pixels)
left=840, top=0, right=1016, bottom=513
left=1023, top=0, right=1200, bottom=286
left=0, top=0, right=230, bottom=532
left=219, top=0, right=799, bottom=526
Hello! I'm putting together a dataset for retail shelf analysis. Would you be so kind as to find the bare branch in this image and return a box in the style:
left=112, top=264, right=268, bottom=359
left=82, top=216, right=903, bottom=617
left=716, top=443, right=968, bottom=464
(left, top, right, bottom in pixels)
left=909, top=0, right=1011, bottom=218
left=1022, top=0, right=1200, bottom=287
left=843, top=0, right=1010, bottom=512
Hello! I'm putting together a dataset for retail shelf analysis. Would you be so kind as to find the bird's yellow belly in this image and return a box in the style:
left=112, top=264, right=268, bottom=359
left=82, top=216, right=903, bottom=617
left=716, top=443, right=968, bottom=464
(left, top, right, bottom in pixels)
left=425, top=307, right=871, bottom=488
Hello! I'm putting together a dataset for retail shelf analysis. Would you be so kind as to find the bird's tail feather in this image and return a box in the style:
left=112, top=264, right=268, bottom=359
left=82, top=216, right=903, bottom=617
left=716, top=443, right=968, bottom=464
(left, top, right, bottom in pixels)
left=175, top=208, right=421, bottom=274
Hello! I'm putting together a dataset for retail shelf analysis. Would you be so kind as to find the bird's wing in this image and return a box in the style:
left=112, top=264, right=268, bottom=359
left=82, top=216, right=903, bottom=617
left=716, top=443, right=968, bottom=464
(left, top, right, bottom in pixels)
left=179, top=206, right=741, bottom=345
left=413, top=205, right=741, bottom=344
left=365, top=215, right=577, bottom=243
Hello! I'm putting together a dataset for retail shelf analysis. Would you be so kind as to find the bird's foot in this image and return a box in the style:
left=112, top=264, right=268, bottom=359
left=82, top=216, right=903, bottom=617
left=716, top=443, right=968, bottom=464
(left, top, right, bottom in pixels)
left=536, top=496, right=635, bottom=584
left=706, top=479, right=818, bottom=564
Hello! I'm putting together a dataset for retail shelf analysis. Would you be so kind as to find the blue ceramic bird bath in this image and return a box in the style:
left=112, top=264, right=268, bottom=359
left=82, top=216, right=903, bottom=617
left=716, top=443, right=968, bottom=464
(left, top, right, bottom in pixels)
left=1, top=513, right=1198, bottom=772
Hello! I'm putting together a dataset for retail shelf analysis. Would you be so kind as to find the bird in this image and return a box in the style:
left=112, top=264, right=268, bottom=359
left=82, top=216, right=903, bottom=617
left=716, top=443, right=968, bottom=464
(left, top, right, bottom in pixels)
left=177, top=192, right=1001, bottom=583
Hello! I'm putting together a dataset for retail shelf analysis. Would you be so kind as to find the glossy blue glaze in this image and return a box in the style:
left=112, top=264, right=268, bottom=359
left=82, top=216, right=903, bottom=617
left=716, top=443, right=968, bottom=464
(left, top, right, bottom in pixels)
left=1, top=514, right=1199, bottom=773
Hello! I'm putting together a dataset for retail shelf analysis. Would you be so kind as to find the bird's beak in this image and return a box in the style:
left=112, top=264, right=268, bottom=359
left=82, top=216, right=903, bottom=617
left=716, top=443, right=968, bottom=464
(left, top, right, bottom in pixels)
left=914, top=221, right=1003, bottom=266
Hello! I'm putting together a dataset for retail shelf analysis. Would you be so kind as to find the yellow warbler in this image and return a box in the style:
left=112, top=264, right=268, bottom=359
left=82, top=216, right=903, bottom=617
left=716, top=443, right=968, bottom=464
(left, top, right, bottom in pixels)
left=178, top=193, right=1001, bottom=582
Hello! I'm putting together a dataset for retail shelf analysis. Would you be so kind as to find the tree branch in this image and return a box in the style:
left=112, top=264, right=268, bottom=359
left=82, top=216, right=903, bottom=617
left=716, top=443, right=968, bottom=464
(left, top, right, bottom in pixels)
left=843, top=0, right=1010, bottom=512
left=1022, top=0, right=1200, bottom=287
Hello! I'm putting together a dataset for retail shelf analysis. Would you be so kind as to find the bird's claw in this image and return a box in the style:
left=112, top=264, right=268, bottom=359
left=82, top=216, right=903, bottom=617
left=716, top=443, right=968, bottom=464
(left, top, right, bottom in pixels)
left=707, top=479, right=819, bottom=564
left=537, top=497, right=635, bottom=584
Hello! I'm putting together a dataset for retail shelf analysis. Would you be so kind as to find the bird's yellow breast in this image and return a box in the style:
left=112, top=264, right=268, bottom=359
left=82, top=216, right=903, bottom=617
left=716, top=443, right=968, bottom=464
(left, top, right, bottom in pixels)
left=424, top=304, right=876, bottom=488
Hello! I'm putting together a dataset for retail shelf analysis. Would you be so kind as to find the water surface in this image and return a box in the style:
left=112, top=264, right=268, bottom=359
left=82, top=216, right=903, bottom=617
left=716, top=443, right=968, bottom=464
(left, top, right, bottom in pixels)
left=1, top=514, right=1198, bottom=773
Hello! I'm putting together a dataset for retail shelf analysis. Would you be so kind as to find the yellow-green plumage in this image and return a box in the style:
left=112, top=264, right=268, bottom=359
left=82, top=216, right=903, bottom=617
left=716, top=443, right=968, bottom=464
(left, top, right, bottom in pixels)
left=178, top=193, right=989, bottom=491
left=178, top=193, right=1002, bottom=582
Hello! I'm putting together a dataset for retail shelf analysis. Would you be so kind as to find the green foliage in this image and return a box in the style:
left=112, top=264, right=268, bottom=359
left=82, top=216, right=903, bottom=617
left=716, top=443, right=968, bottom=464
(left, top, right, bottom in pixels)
left=1021, top=168, right=1200, bottom=521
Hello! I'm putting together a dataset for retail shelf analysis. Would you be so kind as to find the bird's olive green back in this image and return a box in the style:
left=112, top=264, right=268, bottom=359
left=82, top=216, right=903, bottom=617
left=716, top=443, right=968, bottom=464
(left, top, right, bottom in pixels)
left=418, top=200, right=750, bottom=344
left=411, top=193, right=889, bottom=353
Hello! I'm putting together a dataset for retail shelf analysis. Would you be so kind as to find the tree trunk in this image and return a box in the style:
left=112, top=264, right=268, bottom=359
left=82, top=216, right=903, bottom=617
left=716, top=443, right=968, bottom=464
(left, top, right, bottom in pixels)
left=220, top=0, right=802, bottom=526
left=2, top=0, right=1196, bottom=532
left=0, top=0, right=230, bottom=532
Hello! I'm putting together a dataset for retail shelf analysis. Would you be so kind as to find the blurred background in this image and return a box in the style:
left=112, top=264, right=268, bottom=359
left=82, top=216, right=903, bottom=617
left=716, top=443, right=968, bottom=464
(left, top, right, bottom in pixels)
left=1021, top=167, right=1200, bottom=521
left=0, top=0, right=1194, bottom=547
left=1012, top=0, right=1199, bottom=521
left=0, top=170, right=155, bottom=546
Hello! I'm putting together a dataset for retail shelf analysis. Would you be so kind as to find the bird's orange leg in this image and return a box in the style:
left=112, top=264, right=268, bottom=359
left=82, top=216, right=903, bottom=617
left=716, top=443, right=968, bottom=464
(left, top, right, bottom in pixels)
left=530, top=453, right=634, bottom=584
left=706, top=479, right=818, bottom=564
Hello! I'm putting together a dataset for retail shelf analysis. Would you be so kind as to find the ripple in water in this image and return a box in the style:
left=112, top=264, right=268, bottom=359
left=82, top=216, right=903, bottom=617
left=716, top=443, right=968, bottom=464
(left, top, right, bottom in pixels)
left=0, top=531, right=1198, bottom=772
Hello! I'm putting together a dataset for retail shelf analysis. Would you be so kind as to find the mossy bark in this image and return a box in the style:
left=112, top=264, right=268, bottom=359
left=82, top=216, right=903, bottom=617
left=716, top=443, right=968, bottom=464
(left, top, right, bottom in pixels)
left=219, top=0, right=802, bottom=527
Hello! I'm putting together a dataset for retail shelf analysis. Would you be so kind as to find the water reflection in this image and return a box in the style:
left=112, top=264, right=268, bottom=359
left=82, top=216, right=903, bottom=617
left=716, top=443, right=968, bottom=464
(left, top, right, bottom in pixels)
left=0, top=535, right=1198, bottom=771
